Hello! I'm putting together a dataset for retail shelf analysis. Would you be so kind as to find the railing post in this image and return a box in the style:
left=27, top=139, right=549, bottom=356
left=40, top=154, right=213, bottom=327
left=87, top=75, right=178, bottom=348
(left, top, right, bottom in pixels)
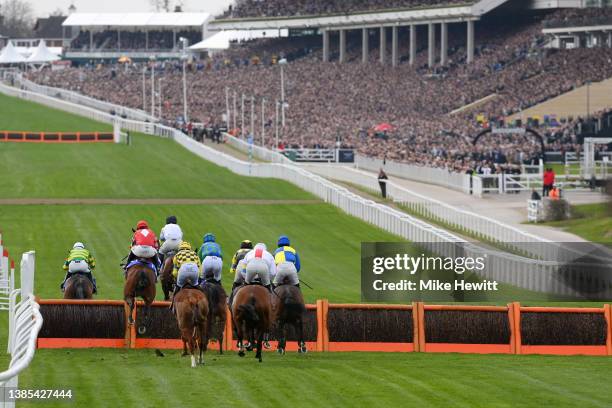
left=224, top=306, right=233, bottom=352
left=604, top=304, right=612, bottom=356
left=316, top=299, right=329, bottom=352
left=417, top=302, right=426, bottom=352
left=412, top=301, right=420, bottom=352
left=512, top=302, right=522, bottom=354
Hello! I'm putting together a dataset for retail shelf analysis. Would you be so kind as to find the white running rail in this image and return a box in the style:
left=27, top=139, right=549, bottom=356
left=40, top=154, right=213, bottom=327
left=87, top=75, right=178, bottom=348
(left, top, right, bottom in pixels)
left=0, top=234, right=14, bottom=311
left=1, top=80, right=610, bottom=299
left=1, top=251, right=43, bottom=408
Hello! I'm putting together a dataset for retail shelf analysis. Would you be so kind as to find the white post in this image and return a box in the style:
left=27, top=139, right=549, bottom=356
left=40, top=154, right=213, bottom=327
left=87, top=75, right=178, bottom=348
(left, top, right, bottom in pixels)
left=379, top=27, right=386, bottom=64
left=409, top=25, right=416, bottom=66
left=275, top=99, right=279, bottom=149
left=113, top=121, right=120, bottom=144
left=225, top=87, right=230, bottom=128
left=440, top=22, right=448, bottom=66
left=339, top=29, right=346, bottom=63
left=150, top=59, right=155, bottom=118
left=467, top=20, right=474, bottom=64
left=322, top=30, right=329, bottom=62
left=233, top=91, right=237, bottom=130
left=391, top=26, right=398, bottom=67
left=182, top=58, right=188, bottom=123
left=428, top=23, right=435, bottom=68
left=250, top=95, right=255, bottom=140
left=362, top=28, right=368, bottom=63
left=20, top=251, right=35, bottom=300
left=241, top=94, right=245, bottom=137
left=280, top=63, right=286, bottom=127
left=158, top=78, right=163, bottom=118
left=261, top=98, right=266, bottom=146
left=142, top=66, right=146, bottom=111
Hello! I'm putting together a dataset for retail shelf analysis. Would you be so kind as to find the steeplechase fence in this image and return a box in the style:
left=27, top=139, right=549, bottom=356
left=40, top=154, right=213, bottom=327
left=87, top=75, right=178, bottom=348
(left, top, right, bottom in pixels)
left=0, top=131, right=115, bottom=143
left=35, top=299, right=612, bottom=356
left=0, top=252, right=43, bottom=408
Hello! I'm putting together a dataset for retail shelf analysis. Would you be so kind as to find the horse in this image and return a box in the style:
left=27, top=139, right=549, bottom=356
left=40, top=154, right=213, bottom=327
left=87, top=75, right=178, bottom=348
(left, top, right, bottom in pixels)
left=160, top=254, right=176, bottom=301
left=201, top=280, right=227, bottom=354
left=124, top=260, right=157, bottom=335
left=174, top=287, right=209, bottom=368
left=231, top=285, right=272, bottom=363
left=272, top=284, right=307, bottom=354
left=63, top=273, right=94, bottom=300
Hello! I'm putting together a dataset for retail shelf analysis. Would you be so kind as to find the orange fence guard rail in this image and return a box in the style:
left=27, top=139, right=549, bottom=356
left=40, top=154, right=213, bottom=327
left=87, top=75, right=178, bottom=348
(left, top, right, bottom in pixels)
left=35, top=300, right=612, bottom=356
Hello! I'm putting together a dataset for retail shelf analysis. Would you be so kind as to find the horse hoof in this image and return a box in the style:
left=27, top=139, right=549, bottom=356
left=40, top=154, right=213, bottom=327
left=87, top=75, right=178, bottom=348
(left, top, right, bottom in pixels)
left=238, top=351, right=245, bottom=357
left=277, top=348, right=285, bottom=355
left=128, top=317, right=134, bottom=325
left=137, top=326, right=147, bottom=335
left=299, top=346, right=308, bottom=354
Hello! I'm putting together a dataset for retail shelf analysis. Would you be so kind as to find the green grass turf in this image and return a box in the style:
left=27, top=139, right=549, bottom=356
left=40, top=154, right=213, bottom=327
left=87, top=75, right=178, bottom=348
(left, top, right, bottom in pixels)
left=539, top=203, right=612, bottom=243
left=0, top=204, right=400, bottom=303
left=0, top=92, right=112, bottom=133
left=0, top=132, right=311, bottom=199
left=15, top=349, right=612, bottom=408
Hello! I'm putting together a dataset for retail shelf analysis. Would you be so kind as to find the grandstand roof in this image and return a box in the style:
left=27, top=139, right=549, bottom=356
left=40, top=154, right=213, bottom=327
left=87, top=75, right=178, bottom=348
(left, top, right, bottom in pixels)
left=62, top=12, right=210, bottom=28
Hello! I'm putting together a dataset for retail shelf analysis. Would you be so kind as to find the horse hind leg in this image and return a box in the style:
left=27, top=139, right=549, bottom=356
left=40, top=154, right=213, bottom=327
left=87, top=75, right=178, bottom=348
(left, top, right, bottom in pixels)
left=256, top=330, right=263, bottom=363
left=278, top=322, right=286, bottom=355
left=298, top=318, right=307, bottom=354
left=237, top=321, right=245, bottom=357
left=125, top=297, right=135, bottom=325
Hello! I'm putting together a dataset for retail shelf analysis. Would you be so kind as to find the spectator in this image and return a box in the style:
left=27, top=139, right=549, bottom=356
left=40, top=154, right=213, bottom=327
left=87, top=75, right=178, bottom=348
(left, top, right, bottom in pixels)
left=378, top=168, right=388, bottom=198
left=543, top=167, right=555, bottom=196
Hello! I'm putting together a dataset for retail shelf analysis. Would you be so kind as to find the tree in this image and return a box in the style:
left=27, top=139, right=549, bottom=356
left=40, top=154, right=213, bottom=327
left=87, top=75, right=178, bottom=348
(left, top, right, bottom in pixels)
left=149, top=0, right=184, bottom=12
left=0, top=0, right=34, bottom=37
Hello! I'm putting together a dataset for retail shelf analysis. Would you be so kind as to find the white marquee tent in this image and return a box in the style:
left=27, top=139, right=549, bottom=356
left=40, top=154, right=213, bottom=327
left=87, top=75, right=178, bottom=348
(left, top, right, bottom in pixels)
left=0, top=41, right=26, bottom=64
left=190, top=29, right=287, bottom=51
left=27, top=40, right=60, bottom=63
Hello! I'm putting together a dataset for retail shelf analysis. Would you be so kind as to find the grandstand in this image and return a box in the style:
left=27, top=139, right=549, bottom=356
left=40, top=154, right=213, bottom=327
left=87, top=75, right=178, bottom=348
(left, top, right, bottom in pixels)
left=62, top=12, right=212, bottom=60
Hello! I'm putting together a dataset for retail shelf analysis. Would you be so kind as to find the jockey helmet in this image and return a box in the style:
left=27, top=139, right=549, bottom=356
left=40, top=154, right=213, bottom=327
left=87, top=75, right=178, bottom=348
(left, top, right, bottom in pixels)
left=166, top=215, right=177, bottom=224
left=254, top=243, right=267, bottom=251
left=203, top=233, right=216, bottom=243
left=240, top=240, right=253, bottom=249
left=277, top=235, right=290, bottom=247
left=73, top=242, right=85, bottom=250
left=136, top=220, right=149, bottom=230
left=179, top=241, right=192, bottom=251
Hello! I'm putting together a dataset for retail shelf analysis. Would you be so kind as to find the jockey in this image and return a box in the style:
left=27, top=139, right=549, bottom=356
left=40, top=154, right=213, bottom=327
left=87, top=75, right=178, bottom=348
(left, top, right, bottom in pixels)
left=198, top=233, right=223, bottom=285
left=61, top=242, right=97, bottom=294
left=273, top=235, right=301, bottom=287
left=170, top=241, right=201, bottom=310
left=126, top=220, right=160, bottom=271
left=243, top=243, right=276, bottom=293
left=228, top=240, right=253, bottom=288
left=159, top=215, right=183, bottom=262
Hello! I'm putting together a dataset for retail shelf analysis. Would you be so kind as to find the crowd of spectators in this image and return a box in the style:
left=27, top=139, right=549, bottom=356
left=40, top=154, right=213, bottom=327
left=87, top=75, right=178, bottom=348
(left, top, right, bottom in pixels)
left=70, top=30, right=202, bottom=51
left=543, top=6, right=612, bottom=28
left=30, top=13, right=612, bottom=174
left=220, top=0, right=473, bottom=19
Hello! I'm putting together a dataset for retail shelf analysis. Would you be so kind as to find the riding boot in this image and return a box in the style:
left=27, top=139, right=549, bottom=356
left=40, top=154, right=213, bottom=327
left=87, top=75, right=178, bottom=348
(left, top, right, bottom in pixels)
left=92, top=276, right=98, bottom=294
left=294, top=283, right=300, bottom=289
left=60, top=272, right=69, bottom=291
left=265, top=284, right=273, bottom=294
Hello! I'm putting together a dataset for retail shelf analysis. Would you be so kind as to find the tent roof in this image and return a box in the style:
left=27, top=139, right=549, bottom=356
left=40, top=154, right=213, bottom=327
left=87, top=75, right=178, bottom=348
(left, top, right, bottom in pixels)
left=190, top=30, right=283, bottom=51
left=62, top=12, right=210, bottom=28
left=27, top=40, right=60, bottom=63
left=0, top=41, right=26, bottom=64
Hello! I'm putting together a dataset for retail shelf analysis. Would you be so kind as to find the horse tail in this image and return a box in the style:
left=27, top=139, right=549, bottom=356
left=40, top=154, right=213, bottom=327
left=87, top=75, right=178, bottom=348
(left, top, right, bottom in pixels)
left=75, top=282, right=85, bottom=299
left=283, top=295, right=306, bottom=316
left=238, top=297, right=259, bottom=325
left=192, top=303, right=201, bottom=338
left=136, top=269, right=149, bottom=291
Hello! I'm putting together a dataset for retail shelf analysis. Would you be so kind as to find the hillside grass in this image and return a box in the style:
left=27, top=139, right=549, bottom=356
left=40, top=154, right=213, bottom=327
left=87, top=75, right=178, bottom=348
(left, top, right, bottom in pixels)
left=540, top=203, right=612, bottom=242
left=0, top=92, right=112, bottom=132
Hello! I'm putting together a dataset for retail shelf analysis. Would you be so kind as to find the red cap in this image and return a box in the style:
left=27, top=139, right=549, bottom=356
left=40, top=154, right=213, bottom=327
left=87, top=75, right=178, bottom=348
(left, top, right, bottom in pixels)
left=10, top=259, right=14, bottom=269
left=136, top=220, right=149, bottom=230
left=2, top=249, right=7, bottom=257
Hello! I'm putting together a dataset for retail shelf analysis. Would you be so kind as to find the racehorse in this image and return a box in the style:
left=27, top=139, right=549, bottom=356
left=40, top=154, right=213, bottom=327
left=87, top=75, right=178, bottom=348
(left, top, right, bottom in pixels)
left=201, top=281, right=227, bottom=354
left=231, top=285, right=272, bottom=363
left=124, top=260, right=157, bottom=335
left=174, top=287, right=209, bottom=368
left=160, top=254, right=175, bottom=301
left=272, top=284, right=307, bottom=354
left=63, top=273, right=93, bottom=300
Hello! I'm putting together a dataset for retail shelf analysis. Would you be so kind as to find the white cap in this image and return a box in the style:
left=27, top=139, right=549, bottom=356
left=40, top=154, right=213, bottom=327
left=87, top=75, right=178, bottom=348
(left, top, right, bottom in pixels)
left=254, top=242, right=267, bottom=251
left=73, top=242, right=85, bottom=249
